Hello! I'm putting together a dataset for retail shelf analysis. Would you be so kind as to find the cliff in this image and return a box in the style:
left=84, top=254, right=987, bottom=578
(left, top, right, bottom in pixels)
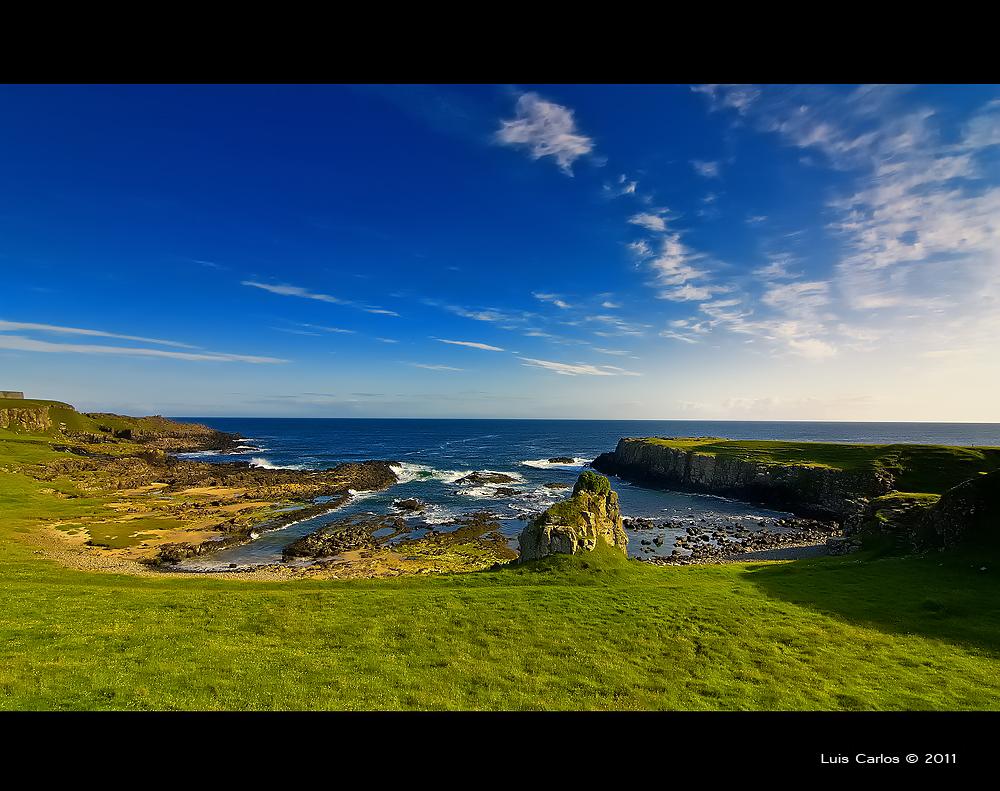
left=592, top=437, right=897, bottom=520
left=920, top=469, right=999, bottom=548
left=0, top=397, right=238, bottom=453
left=518, top=471, right=629, bottom=561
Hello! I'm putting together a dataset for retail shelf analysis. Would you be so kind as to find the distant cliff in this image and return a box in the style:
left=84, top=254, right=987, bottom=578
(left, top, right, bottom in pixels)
left=592, top=438, right=895, bottom=520
left=0, top=397, right=239, bottom=453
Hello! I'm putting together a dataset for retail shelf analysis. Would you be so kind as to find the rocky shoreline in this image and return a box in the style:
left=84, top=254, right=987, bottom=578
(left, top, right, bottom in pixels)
left=148, top=460, right=399, bottom=566
left=623, top=514, right=841, bottom=565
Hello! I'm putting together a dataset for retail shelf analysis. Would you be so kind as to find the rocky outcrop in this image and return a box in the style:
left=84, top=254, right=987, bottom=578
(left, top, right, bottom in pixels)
left=593, top=438, right=894, bottom=520
left=840, top=470, right=999, bottom=552
left=455, top=471, right=517, bottom=486
left=518, top=471, right=628, bottom=561
left=921, top=470, right=999, bottom=547
left=0, top=406, right=53, bottom=433
left=81, top=413, right=240, bottom=453
left=282, top=514, right=404, bottom=559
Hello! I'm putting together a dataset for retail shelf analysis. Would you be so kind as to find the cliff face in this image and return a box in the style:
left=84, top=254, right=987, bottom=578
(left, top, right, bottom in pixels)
left=518, top=471, right=629, bottom=561
left=0, top=406, right=53, bottom=434
left=592, top=438, right=894, bottom=520
left=920, top=470, right=999, bottom=548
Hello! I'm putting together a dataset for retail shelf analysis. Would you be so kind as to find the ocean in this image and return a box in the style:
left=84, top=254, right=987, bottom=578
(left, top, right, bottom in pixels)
left=172, top=418, right=1000, bottom=567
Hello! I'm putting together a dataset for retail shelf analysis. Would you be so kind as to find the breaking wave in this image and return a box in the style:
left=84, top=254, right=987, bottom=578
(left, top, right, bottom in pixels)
left=520, top=457, right=593, bottom=471
left=249, top=456, right=308, bottom=470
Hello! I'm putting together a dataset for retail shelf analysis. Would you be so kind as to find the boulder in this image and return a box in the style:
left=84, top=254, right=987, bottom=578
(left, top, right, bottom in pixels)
left=517, top=471, right=629, bottom=561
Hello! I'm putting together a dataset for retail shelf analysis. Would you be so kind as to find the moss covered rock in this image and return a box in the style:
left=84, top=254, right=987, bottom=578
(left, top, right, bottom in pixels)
left=518, top=471, right=628, bottom=561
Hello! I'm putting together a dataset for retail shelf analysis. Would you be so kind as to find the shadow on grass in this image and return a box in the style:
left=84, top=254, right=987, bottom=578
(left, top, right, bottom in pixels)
left=744, top=549, right=1000, bottom=657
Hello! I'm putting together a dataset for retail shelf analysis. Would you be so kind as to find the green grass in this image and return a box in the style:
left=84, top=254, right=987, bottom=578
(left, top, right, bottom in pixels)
left=2, top=425, right=999, bottom=710
left=2, top=532, right=999, bottom=710
left=638, top=438, right=1000, bottom=494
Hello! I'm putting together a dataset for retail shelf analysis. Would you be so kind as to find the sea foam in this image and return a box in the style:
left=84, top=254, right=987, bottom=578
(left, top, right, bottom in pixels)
left=520, top=457, right=593, bottom=471
left=249, top=456, right=308, bottom=470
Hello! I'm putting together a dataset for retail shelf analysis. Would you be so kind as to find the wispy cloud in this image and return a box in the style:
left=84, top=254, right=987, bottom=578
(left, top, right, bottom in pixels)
left=691, top=159, right=721, bottom=179
left=300, top=323, right=356, bottom=334
left=243, top=280, right=399, bottom=316
left=604, top=174, right=638, bottom=197
left=495, top=92, right=596, bottom=175
left=243, top=280, right=349, bottom=304
left=592, top=347, right=637, bottom=358
left=272, top=327, right=320, bottom=336
left=691, top=84, right=761, bottom=115
left=532, top=292, right=571, bottom=309
left=434, top=338, right=505, bottom=352
left=0, top=334, right=286, bottom=363
left=518, top=357, right=639, bottom=377
left=409, top=363, right=463, bottom=371
left=628, top=211, right=668, bottom=232
left=0, top=319, right=197, bottom=349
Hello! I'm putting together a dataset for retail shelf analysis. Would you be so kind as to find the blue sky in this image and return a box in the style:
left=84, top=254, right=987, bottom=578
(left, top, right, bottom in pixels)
left=2, top=84, right=999, bottom=420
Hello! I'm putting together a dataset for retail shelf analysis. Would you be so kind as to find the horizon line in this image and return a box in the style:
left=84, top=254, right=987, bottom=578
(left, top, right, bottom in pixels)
left=164, top=415, right=1000, bottom=425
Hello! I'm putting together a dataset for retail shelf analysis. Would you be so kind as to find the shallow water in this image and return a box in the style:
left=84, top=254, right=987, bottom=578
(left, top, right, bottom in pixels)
left=173, top=418, right=1000, bottom=568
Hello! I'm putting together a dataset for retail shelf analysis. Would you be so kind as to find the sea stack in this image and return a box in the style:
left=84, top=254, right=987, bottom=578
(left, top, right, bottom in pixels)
left=518, top=470, right=629, bottom=561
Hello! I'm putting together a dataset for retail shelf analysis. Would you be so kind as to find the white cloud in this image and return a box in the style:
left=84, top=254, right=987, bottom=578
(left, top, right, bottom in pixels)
left=435, top=338, right=505, bottom=352
left=518, top=357, right=638, bottom=376
left=962, top=99, right=1000, bottom=149
left=761, top=280, right=830, bottom=311
left=691, top=84, right=761, bottom=115
left=627, top=240, right=653, bottom=258
left=787, top=337, right=837, bottom=359
left=242, top=280, right=349, bottom=304
left=752, top=256, right=799, bottom=281
left=0, top=319, right=197, bottom=349
left=628, top=212, right=668, bottom=232
left=0, top=334, right=286, bottom=363
left=659, top=283, right=725, bottom=302
left=495, top=92, right=595, bottom=175
left=364, top=308, right=400, bottom=317
left=660, top=331, right=700, bottom=344
left=532, top=292, right=572, bottom=309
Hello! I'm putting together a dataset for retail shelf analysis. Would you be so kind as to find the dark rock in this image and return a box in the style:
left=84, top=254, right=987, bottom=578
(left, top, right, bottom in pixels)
left=455, top=471, right=517, bottom=486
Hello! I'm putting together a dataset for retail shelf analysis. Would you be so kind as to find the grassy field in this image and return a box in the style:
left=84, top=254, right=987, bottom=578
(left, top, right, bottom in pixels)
left=2, top=530, right=999, bottom=710
left=2, top=420, right=999, bottom=710
left=638, top=437, right=1000, bottom=494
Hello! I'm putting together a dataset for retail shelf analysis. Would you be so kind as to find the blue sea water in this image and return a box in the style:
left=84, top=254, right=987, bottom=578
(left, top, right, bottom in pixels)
left=172, top=419, right=1000, bottom=568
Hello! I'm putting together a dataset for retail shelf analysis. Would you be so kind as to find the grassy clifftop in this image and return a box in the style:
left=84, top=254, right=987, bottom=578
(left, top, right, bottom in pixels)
left=633, top=437, right=1000, bottom=495
left=0, top=397, right=226, bottom=444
